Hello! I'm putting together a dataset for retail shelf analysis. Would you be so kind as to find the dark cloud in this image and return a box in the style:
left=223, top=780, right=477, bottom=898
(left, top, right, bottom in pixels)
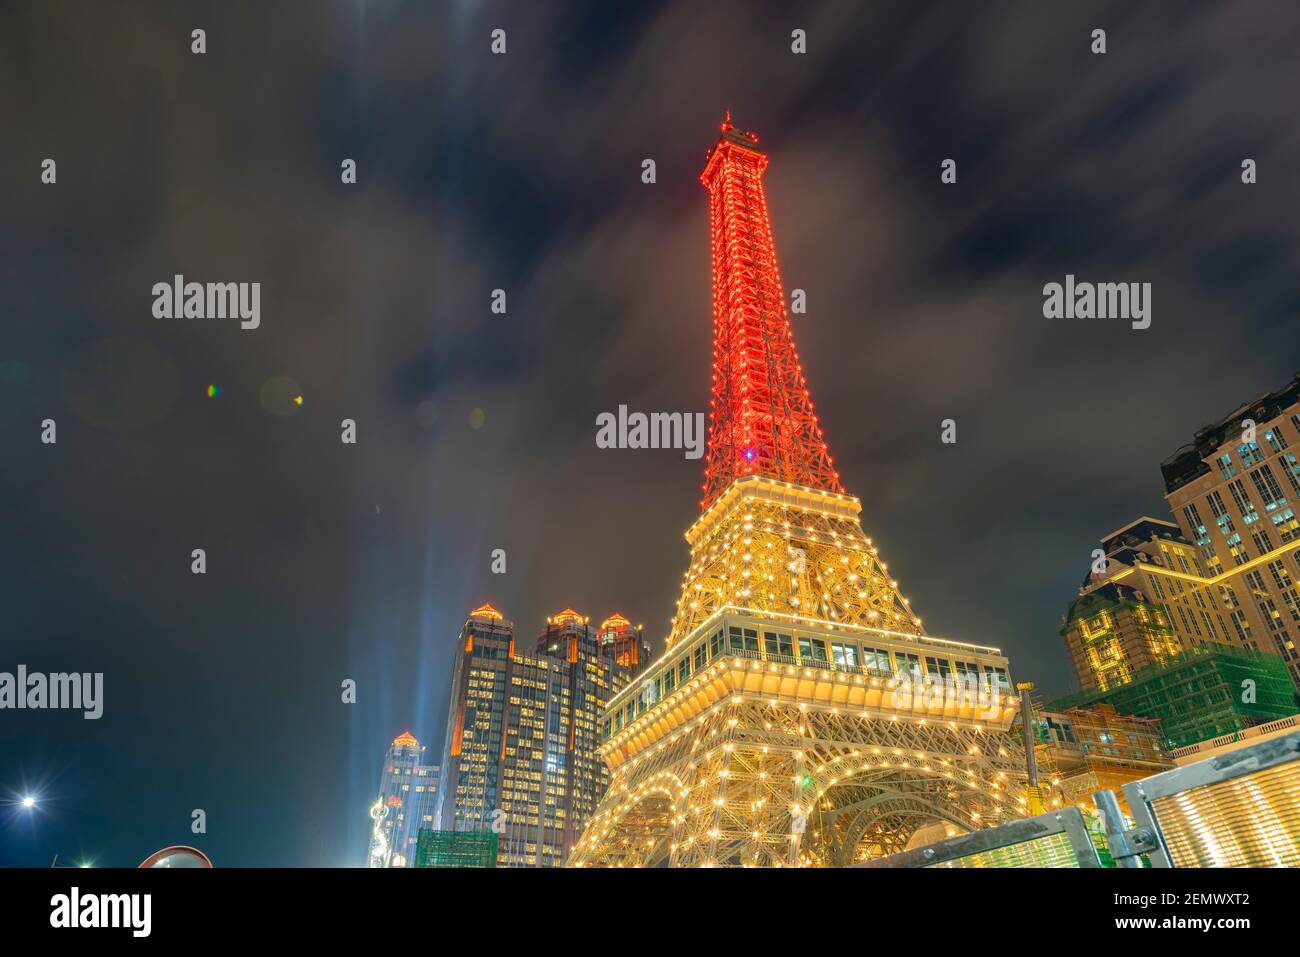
left=1, top=0, right=1297, bottom=865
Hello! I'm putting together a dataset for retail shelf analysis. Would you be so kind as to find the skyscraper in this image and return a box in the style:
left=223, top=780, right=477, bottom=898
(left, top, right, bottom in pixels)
left=435, top=603, right=514, bottom=839
left=569, top=119, right=1028, bottom=868
left=371, top=730, right=439, bottom=868
left=434, top=603, right=636, bottom=866
left=1055, top=375, right=1300, bottom=747
left=597, top=612, right=651, bottom=674
left=532, top=610, right=636, bottom=857
left=1162, top=372, right=1300, bottom=689
left=1062, top=374, right=1300, bottom=696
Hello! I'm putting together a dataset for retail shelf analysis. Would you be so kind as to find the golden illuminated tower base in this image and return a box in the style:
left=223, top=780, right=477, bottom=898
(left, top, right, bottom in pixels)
left=569, top=478, right=1036, bottom=867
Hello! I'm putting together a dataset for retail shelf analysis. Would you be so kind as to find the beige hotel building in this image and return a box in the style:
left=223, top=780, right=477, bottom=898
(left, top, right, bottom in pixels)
left=1064, top=373, right=1300, bottom=693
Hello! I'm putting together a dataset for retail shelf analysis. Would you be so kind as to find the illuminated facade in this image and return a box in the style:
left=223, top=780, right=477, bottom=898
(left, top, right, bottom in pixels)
left=1060, top=519, right=1300, bottom=748
left=1162, top=372, right=1300, bottom=690
left=598, top=613, right=651, bottom=675
left=568, top=119, right=1032, bottom=868
left=1062, top=518, right=1219, bottom=691
left=434, top=604, right=636, bottom=866
left=371, top=730, right=439, bottom=867
left=1062, top=374, right=1300, bottom=697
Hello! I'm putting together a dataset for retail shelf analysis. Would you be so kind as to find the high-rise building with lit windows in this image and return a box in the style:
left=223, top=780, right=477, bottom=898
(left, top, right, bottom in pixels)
left=531, top=609, right=638, bottom=857
left=434, top=603, right=636, bottom=866
left=1067, top=374, right=1300, bottom=695
left=597, top=612, right=651, bottom=675
left=1162, top=372, right=1300, bottom=689
left=372, top=730, right=439, bottom=867
left=1058, top=374, right=1300, bottom=747
left=435, top=603, right=514, bottom=840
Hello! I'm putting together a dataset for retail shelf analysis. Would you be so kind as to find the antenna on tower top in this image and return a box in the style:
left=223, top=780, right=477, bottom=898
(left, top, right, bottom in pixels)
left=721, top=110, right=733, bottom=131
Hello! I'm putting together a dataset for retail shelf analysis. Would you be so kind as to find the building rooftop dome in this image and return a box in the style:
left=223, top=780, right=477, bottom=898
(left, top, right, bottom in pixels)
left=550, top=608, right=587, bottom=625
left=468, top=603, right=504, bottom=621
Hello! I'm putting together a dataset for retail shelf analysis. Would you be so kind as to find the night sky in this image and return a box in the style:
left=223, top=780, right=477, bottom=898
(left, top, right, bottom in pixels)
left=2, top=1, right=1298, bottom=867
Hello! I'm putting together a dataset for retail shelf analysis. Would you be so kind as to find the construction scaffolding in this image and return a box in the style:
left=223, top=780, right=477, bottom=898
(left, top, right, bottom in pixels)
left=414, top=829, right=498, bottom=869
left=1052, top=643, right=1298, bottom=749
left=1036, top=704, right=1172, bottom=813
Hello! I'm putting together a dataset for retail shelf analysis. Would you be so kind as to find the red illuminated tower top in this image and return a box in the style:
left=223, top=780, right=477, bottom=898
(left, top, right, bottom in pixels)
left=698, top=113, right=844, bottom=510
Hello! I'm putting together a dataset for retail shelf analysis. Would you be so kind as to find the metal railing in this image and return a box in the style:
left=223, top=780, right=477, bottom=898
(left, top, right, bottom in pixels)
left=729, top=652, right=1007, bottom=690
left=859, top=729, right=1300, bottom=869
left=1119, top=728, right=1300, bottom=867
left=857, top=807, right=1101, bottom=868
left=1168, top=714, right=1300, bottom=760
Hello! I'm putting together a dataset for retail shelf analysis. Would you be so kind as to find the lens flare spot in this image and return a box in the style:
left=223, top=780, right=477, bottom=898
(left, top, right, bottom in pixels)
left=259, top=375, right=302, bottom=416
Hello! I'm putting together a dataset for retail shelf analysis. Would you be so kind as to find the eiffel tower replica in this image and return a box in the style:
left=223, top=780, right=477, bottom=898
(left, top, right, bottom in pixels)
left=569, top=116, right=1032, bottom=867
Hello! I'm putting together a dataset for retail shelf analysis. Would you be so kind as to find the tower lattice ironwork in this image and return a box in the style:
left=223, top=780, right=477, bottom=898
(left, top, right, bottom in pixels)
left=700, top=113, right=843, bottom=510
left=568, top=118, right=1042, bottom=868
